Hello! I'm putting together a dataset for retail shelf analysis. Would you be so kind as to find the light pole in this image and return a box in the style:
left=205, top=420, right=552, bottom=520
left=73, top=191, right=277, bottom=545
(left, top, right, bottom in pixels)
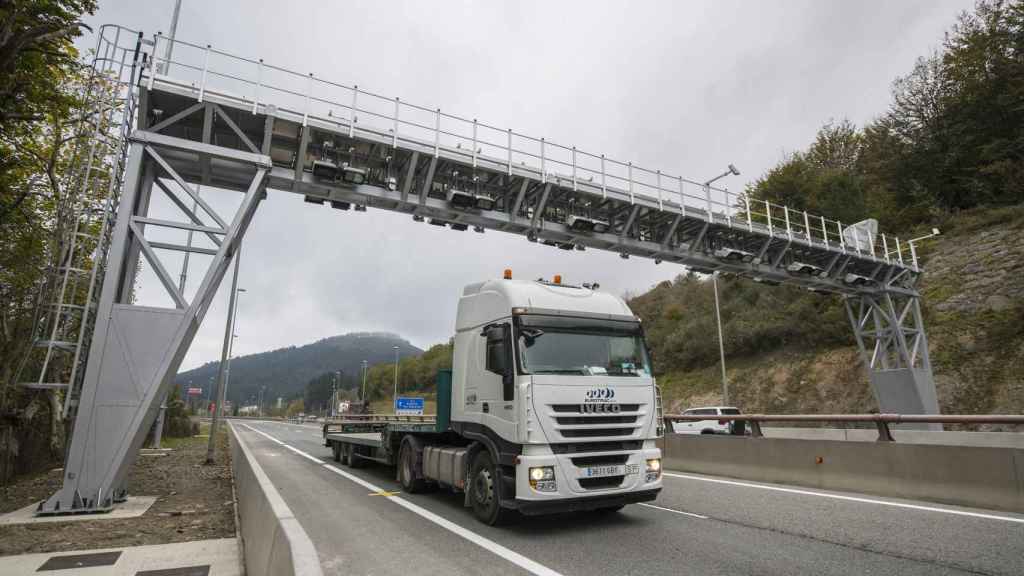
left=704, top=164, right=741, bottom=405
left=222, top=288, right=245, bottom=415
left=393, top=345, right=399, bottom=413
left=361, top=360, right=368, bottom=403
left=206, top=246, right=242, bottom=464
left=331, top=371, right=340, bottom=418
left=160, top=0, right=183, bottom=74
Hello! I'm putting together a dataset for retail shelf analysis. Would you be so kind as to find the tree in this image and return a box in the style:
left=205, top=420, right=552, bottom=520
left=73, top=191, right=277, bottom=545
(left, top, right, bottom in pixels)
left=0, top=0, right=98, bottom=484
left=285, top=398, right=305, bottom=417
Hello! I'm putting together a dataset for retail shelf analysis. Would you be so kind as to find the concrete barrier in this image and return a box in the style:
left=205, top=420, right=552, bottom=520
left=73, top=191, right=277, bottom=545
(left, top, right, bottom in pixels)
left=760, top=427, right=1024, bottom=448
left=230, top=423, right=323, bottom=576
left=661, top=434, right=1024, bottom=513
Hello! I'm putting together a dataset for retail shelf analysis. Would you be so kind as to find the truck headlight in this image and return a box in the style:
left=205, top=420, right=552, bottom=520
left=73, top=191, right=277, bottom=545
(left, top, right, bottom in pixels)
left=646, top=458, right=661, bottom=482
left=529, top=466, right=556, bottom=492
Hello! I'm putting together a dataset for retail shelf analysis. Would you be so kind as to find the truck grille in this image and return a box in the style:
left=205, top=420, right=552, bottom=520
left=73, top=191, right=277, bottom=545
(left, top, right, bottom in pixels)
left=555, top=415, right=637, bottom=425
left=579, top=476, right=625, bottom=490
left=549, top=403, right=646, bottom=440
left=550, top=441, right=641, bottom=454
left=551, top=404, right=640, bottom=413
left=561, top=427, right=635, bottom=438
left=571, top=454, right=629, bottom=466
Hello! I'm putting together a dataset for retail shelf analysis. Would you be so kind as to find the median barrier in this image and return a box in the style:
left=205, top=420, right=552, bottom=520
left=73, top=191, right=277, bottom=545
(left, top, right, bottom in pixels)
left=230, top=423, right=323, bottom=576
left=660, top=434, right=1024, bottom=513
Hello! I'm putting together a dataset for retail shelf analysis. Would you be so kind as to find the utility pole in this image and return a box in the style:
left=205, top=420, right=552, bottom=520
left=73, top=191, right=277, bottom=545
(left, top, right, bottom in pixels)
left=392, top=345, right=399, bottom=413
left=205, top=246, right=241, bottom=464
left=361, top=360, right=368, bottom=403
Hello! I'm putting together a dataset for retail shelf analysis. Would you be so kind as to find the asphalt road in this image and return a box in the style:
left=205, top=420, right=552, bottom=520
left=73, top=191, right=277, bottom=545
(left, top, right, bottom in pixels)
left=232, top=420, right=1024, bottom=576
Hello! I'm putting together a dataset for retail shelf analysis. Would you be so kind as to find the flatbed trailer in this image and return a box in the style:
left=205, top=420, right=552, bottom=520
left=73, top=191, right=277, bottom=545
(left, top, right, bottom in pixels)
left=323, top=415, right=452, bottom=468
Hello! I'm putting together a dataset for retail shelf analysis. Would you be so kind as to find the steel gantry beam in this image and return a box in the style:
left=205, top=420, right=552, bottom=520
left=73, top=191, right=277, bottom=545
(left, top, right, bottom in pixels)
left=40, top=24, right=942, bottom=513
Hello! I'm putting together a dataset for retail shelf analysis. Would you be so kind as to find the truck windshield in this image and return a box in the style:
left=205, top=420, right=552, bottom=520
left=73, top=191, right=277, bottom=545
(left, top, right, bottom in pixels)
left=516, top=315, right=651, bottom=377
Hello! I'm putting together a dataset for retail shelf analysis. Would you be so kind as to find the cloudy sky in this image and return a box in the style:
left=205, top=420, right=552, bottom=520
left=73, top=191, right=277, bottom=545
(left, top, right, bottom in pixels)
left=79, top=0, right=971, bottom=370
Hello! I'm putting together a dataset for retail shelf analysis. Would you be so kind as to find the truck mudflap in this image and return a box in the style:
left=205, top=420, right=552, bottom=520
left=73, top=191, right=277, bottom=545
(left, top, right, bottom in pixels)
left=512, top=488, right=661, bottom=516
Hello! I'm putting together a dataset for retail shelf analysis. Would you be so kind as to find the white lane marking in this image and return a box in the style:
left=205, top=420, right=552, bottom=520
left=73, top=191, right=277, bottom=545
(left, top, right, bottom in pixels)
left=246, top=424, right=565, bottom=576
left=322, top=463, right=563, bottom=576
left=284, top=443, right=325, bottom=465
left=638, top=503, right=707, bottom=519
left=663, top=472, right=1024, bottom=524
left=241, top=423, right=285, bottom=445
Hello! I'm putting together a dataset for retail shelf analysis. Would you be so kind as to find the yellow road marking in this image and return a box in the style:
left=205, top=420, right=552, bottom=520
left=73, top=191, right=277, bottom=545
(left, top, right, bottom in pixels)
left=369, top=490, right=401, bottom=497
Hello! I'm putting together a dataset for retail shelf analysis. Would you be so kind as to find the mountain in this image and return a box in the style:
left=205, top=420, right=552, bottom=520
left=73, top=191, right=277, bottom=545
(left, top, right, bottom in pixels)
left=174, top=332, right=422, bottom=406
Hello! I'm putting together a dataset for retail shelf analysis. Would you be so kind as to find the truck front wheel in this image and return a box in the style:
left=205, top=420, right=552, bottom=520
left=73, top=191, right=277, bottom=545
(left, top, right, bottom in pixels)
left=469, top=451, right=514, bottom=525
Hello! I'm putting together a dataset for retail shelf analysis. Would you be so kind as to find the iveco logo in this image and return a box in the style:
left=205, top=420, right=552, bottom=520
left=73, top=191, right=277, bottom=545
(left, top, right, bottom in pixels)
left=580, top=403, right=621, bottom=413
left=585, top=387, right=615, bottom=400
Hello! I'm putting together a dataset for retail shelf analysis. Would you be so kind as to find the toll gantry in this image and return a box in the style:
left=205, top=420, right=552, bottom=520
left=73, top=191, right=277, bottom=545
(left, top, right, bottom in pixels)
left=22, top=25, right=938, bottom=515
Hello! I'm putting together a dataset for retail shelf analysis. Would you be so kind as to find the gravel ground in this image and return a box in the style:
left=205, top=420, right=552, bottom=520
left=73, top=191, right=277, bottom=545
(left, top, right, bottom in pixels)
left=0, top=422, right=236, bottom=556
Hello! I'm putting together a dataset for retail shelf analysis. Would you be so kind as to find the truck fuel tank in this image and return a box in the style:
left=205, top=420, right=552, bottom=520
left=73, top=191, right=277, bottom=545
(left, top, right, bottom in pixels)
left=423, top=445, right=469, bottom=490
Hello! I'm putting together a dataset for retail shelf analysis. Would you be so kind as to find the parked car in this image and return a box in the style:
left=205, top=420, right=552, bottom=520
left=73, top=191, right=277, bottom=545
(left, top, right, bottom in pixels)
left=671, top=406, right=742, bottom=435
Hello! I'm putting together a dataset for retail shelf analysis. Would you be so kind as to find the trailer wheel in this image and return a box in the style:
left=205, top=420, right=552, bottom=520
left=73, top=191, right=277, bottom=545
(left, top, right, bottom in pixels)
left=469, top=451, right=514, bottom=526
left=398, top=438, right=427, bottom=493
left=346, top=444, right=365, bottom=468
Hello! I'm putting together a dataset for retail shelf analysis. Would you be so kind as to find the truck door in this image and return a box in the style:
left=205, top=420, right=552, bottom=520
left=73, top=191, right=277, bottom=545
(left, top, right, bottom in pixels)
left=480, top=322, right=517, bottom=440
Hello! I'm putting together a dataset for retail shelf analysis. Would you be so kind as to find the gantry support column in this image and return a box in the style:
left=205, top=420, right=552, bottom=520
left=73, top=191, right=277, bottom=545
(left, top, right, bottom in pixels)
left=39, top=132, right=271, bottom=514
left=845, top=291, right=941, bottom=429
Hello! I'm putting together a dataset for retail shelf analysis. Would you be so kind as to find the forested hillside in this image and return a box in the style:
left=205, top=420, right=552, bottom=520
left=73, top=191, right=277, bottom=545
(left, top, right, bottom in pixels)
left=173, top=332, right=421, bottom=408
left=632, top=1, right=1024, bottom=417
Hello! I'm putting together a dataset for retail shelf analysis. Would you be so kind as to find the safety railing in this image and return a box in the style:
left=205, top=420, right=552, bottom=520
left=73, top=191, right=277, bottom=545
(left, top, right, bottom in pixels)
left=122, top=26, right=918, bottom=268
left=663, top=413, right=1024, bottom=442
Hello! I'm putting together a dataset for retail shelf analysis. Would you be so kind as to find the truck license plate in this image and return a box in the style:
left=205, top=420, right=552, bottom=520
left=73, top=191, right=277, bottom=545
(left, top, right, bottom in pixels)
left=585, top=465, right=625, bottom=477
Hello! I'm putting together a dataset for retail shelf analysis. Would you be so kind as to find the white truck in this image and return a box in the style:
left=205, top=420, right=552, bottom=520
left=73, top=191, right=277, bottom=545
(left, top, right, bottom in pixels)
left=323, top=273, right=664, bottom=524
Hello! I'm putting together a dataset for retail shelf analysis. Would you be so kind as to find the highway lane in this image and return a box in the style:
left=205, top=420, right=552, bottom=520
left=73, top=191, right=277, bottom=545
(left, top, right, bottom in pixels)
left=234, top=420, right=1024, bottom=576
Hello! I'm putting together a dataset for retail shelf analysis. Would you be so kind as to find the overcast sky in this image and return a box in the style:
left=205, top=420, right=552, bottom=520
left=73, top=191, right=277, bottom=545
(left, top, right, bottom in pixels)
left=79, top=0, right=972, bottom=370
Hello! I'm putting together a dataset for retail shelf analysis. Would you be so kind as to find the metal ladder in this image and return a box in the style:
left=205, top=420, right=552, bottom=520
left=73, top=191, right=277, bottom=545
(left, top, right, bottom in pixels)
left=16, top=29, right=143, bottom=422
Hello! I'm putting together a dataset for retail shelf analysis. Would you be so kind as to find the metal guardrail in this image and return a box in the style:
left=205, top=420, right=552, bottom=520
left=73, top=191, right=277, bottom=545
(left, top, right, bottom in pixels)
left=663, top=414, right=1024, bottom=442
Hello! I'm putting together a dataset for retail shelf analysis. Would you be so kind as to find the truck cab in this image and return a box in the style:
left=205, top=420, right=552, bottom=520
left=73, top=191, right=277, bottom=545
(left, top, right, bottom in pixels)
left=450, top=276, right=663, bottom=521
left=323, top=274, right=663, bottom=525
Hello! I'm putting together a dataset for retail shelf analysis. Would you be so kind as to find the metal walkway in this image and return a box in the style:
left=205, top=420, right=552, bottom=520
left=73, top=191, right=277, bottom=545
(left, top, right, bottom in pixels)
left=33, top=24, right=939, bottom=515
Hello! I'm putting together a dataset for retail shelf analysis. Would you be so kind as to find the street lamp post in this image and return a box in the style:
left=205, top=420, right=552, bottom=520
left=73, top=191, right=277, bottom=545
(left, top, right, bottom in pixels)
left=393, top=345, right=399, bottom=413
left=223, top=288, right=245, bottom=415
left=704, top=164, right=741, bottom=406
left=361, top=360, right=368, bottom=404
left=206, top=247, right=242, bottom=464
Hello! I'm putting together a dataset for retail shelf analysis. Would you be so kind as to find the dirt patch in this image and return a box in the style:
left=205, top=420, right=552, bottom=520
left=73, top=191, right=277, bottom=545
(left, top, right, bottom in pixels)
left=0, top=421, right=236, bottom=556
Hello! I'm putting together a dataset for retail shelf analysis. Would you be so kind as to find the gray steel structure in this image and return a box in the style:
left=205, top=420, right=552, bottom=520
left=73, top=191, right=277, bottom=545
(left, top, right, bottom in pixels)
left=37, top=25, right=939, bottom=514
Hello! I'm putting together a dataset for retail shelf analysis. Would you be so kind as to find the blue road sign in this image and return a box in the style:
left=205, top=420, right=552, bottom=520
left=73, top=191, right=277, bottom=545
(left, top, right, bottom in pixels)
left=396, top=396, right=425, bottom=415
